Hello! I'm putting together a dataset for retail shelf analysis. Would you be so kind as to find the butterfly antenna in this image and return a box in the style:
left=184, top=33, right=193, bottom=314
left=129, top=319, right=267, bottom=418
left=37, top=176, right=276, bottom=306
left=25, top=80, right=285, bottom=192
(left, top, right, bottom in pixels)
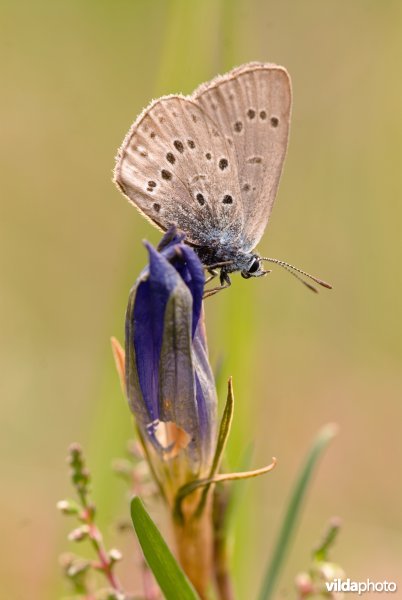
left=260, top=258, right=332, bottom=293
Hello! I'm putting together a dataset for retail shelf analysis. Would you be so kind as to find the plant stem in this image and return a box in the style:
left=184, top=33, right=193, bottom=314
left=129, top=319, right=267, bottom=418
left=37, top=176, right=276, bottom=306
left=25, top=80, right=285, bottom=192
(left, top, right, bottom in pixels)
left=173, top=490, right=214, bottom=599
left=213, top=486, right=235, bottom=600
left=88, top=521, right=122, bottom=591
left=79, top=491, right=123, bottom=594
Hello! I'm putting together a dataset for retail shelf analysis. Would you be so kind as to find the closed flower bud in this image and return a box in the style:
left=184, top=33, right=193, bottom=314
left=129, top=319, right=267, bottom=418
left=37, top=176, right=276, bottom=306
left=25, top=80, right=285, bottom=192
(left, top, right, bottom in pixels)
left=68, top=525, right=90, bottom=542
left=124, top=229, right=217, bottom=503
left=56, top=499, right=80, bottom=515
left=109, top=548, right=123, bottom=563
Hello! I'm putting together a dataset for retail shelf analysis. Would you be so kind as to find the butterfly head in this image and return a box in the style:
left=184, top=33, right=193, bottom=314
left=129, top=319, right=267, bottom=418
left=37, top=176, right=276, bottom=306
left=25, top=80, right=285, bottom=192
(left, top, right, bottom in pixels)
left=240, top=255, right=268, bottom=279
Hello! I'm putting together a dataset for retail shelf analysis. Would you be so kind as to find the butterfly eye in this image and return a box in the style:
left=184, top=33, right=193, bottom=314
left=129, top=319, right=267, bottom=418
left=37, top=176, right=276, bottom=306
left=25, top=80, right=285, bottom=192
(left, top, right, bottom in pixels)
left=248, top=258, right=260, bottom=274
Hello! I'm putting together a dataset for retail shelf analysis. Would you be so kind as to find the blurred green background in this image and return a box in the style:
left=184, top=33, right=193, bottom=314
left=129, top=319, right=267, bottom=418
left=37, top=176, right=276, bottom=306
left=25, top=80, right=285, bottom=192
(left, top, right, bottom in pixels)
left=2, top=1, right=402, bottom=598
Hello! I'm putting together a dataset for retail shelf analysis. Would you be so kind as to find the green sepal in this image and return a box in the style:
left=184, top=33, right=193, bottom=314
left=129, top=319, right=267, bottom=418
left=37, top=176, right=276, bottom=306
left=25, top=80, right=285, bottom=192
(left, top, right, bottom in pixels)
left=195, top=376, right=235, bottom=517
left=174, top=462, right=276, bottom=524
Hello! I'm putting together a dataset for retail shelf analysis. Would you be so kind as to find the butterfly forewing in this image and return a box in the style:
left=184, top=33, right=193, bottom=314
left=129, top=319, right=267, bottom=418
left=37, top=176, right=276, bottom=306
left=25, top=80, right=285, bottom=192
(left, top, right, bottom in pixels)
left=114, top=95, right=244, bottom=248
left=193, top=63, right=292, bottom=252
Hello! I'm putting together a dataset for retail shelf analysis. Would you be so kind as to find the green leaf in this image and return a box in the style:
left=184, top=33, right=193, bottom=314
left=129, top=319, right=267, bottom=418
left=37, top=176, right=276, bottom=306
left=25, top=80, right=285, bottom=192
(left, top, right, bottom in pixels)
left=130, top=497, right=199, bottom=600
left=195, top=376, right=235, bottom=517
left=174, top=460, right=276, bottom=524
left=257, top=423, right=338, bottom=600
left=210, top=377, right=235, bottom=477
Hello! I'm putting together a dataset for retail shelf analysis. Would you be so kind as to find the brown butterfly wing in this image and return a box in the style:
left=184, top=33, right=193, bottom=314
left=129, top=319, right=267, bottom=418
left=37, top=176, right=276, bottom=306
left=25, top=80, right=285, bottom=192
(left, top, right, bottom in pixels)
left=114, top=95, right=244, bottom=249
left=193, top=62, right=292, bottom=252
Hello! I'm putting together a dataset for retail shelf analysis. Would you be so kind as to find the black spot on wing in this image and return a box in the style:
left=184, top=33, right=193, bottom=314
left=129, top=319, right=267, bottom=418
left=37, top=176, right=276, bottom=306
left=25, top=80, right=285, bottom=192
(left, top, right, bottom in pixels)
left=173, top=140, right=184, bottom=153
left=196, top=193, right=205, bottom=206
left=161, top=169, right=172, bottom=180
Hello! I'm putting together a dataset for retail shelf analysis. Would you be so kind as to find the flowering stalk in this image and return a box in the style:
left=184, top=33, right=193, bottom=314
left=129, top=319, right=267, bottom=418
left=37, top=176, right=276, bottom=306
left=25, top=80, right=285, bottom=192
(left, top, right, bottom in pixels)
left=295, top=518, right=344, bottom=599
left=115, top=228, right=276, bottom=599
left=58, top=444, right=124, bottom=599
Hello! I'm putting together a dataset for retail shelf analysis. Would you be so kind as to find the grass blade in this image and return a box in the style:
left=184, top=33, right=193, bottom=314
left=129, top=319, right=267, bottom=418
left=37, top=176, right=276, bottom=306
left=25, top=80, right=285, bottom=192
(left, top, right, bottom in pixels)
left=257, top=423, right=338, bottom=600
left=130, top=497, right=199, bottom=600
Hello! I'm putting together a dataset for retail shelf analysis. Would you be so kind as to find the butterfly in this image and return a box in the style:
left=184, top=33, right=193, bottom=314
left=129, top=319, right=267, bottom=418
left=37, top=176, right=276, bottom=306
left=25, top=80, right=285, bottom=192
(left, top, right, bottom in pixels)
left=114, top=62, right=331, bottom=295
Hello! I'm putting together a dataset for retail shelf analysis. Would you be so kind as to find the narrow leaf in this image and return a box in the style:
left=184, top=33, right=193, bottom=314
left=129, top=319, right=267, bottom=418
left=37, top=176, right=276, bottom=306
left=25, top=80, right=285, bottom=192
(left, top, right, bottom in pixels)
left=257, top=423, right=338, bottom=600
left=130, top=497, right=199, bottom=600
left=195, top=377, right=235, bottom=516
left=211, top=377, right=235, bottom=476
left=174, top=459, right=276, bottom=523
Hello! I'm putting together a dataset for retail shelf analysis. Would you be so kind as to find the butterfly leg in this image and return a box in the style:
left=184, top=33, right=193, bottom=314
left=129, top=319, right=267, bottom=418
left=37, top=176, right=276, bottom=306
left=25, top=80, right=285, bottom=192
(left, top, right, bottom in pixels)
left=205, top=268, right=218, bottom=285
left=203, top=271, right=231, bottom=299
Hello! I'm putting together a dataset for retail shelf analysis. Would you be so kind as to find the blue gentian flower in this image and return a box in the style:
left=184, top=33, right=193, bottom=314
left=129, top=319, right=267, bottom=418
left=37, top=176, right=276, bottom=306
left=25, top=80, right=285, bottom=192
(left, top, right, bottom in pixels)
left=125, top=228, right=217, bottom=501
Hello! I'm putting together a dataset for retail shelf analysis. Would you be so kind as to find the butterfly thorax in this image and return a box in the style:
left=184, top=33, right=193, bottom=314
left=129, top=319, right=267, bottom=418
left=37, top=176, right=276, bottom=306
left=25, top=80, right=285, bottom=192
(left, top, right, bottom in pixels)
left=193, top=244, right=258, bottom=274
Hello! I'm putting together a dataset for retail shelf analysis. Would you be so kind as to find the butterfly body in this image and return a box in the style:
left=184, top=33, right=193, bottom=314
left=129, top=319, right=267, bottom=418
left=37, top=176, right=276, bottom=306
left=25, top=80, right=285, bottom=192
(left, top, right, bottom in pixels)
left=114, top=62, right=292, bottom=283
